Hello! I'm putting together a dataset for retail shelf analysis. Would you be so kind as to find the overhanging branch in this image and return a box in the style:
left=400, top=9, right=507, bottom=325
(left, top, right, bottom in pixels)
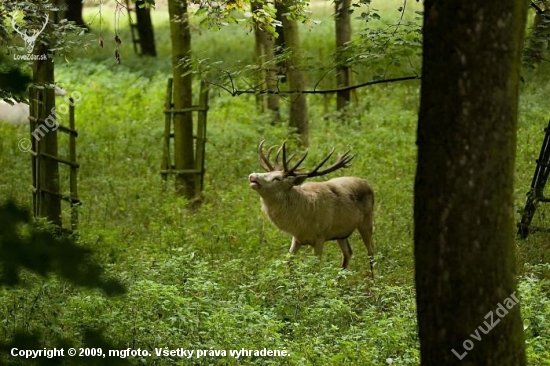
left=207, top=75, right=421, bottom=96
left=531, top=1, right=546, bottom=14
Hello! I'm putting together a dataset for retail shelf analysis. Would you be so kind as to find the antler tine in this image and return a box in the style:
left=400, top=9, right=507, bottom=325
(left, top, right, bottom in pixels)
left=301, top=148, right=354, bottom=178
left=286, top=153, right=296, bottom=164
left=305, top=148, right=335, bottom=176
left=274, top=140, right=288, bottom=170
left=258, top=140, right=274, bottom=172
left=266, top=145, right=277, bottom=162
left=286, top=149, right=309, bottom=175
left=336, top=151, right=354, bottom=170
left=282, top=141, right=289, bottom=172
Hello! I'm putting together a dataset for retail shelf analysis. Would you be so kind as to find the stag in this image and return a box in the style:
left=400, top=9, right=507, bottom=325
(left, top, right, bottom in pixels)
left=249, top=141, right=375, bottom=275
left=12, top=14, right=49, bottom=53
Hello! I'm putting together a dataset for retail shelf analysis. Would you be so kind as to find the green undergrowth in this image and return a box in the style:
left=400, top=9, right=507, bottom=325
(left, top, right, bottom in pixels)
left=1, top=58, right=549, bottom=364
left=1, top=2, right=549, bottom=364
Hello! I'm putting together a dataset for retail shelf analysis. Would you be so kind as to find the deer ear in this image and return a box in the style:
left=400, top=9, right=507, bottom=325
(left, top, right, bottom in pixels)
left=292, top=176, right=308, bottom=186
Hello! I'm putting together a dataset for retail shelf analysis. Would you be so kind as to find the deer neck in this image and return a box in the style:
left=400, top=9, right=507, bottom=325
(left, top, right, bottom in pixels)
left=259, top=186, right=310, bottom=234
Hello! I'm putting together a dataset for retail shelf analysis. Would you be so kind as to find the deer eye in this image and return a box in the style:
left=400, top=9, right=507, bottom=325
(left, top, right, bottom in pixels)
left=272, top=176, right=281, bottom=182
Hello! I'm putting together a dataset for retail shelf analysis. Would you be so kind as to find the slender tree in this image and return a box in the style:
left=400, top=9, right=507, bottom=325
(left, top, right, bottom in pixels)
left=334, top=0, right=351, bottom=110
left=33, top=1, right=61, bottom=226
left=273, top=5, right=286, bottom=83
left=168, top=0, right=195, bottom=198
left=276, top=1, right=308, bottom=145
left=252, top=0, right=265, bottom=112
left=251, top=1, right=280, bottom=120
left=263, top=29, right=280, bottom=121
left=135, top=0, right=157, bottom=56
left=414, top=1, right=529, bottom=365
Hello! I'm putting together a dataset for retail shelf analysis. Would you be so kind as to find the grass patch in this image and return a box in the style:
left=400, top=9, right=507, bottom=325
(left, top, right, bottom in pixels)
left=1, top=1, right=549, bottom=364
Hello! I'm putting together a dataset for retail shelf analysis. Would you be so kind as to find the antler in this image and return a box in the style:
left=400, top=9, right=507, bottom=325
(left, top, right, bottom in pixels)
left=282, top=141, right=309, bottom=176
left=297, top=149, right=354, bottom=179
left=258, top=140, right=308, bottom=173
left=258, top=140, right=277, bottom=172
left=258, top=141, right=351, bottom=178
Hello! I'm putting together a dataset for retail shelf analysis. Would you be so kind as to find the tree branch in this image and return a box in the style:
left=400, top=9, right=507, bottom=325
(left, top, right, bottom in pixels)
left=531, top=1, right=545, bottom=14
left=207, top=75, right=421, bottom=96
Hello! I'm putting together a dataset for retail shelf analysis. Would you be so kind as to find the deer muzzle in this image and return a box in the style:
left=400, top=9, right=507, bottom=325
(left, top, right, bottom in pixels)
left=249, top=174, right=261, bottom=189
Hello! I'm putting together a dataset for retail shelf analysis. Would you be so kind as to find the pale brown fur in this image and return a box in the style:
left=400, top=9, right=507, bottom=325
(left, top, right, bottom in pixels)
left=249, top=172, right=375, bottom=274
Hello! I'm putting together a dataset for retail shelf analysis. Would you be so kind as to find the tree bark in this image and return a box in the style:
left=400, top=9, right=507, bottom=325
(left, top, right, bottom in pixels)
left=251, top=1, right=265, bottom=112
left=168, top=0, right=195, bottom=198
left=33, top=3, right=61, bottom=226
left=135, top=0, right=157, bottom=56
left=263, top=30, right=280, bottom=121
left=64, top=0, right=88, bottom=29
left=414, top=1, right=529, bottom=365
left=251, top=1, right=280, bottom=120
left=273, top=5, right=286, bottom=83
left=335, top=0, right=351, bottom=110
left=277, top=2, right=308, bottom=146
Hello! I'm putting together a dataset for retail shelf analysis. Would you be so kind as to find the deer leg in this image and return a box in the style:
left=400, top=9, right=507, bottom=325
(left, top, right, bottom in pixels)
left=337, top=238, right=353, bottom=269
left=313, top=241, right=324, bottom=257
left=289, top=237, right=301, bottom=254
left=313, top=240, right=325, bottom=262
left=358, top=219, right=375, bottom=278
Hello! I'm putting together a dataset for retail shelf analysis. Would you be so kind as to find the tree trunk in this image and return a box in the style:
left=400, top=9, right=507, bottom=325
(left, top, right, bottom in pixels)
left=33, top=4, right=61, bottom=226
left=251, top=1, right=264, bottom=112
left=64, top=0, right=88, bottom=29
left=168, top=0, right=195, bottom=198
left=277, top=3, right=308, bottom=146
left=263, top=30, right=280, bottom=121
left=273, top=5, right=286, bottom=83
left=135, top=0, right=157, bottom=56
left=252, top=1, right=280, bottom=121
left=414, top=1, right=529, bottom=365
left=335, top=0, right=351, bottom=110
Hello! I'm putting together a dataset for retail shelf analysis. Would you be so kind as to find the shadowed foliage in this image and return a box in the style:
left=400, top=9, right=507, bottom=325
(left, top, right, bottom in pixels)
left=0, top=200, right=128, bottom=365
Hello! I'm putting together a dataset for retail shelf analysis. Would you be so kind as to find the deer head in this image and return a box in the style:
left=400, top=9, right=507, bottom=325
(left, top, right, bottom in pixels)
left=249, top=140, right=354, bottom=194
left=12, top=13, right=49, bottom=53
left=249, top=141, right=374, bottom=275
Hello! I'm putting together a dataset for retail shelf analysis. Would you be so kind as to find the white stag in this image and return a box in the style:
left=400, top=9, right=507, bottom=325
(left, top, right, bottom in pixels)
left=249, top=141, right=375, bottom=276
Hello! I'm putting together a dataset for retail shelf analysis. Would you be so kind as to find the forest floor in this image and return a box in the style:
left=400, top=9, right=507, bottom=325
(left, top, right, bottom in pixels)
left=0, top=1, right=549, bottom=365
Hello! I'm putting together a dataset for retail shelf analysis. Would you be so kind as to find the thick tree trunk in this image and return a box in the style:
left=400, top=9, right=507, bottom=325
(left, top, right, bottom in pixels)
left=335, top=0, right=351, bottom=110
left=277, top=2, right=308, bottom=145
left=414, top=1, right=529, bottom=365
left=65, top=0, right=87, bottom=29
left=168, top=0, right=195, bottom=198
left=135, top=0, right=157, bottom=56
